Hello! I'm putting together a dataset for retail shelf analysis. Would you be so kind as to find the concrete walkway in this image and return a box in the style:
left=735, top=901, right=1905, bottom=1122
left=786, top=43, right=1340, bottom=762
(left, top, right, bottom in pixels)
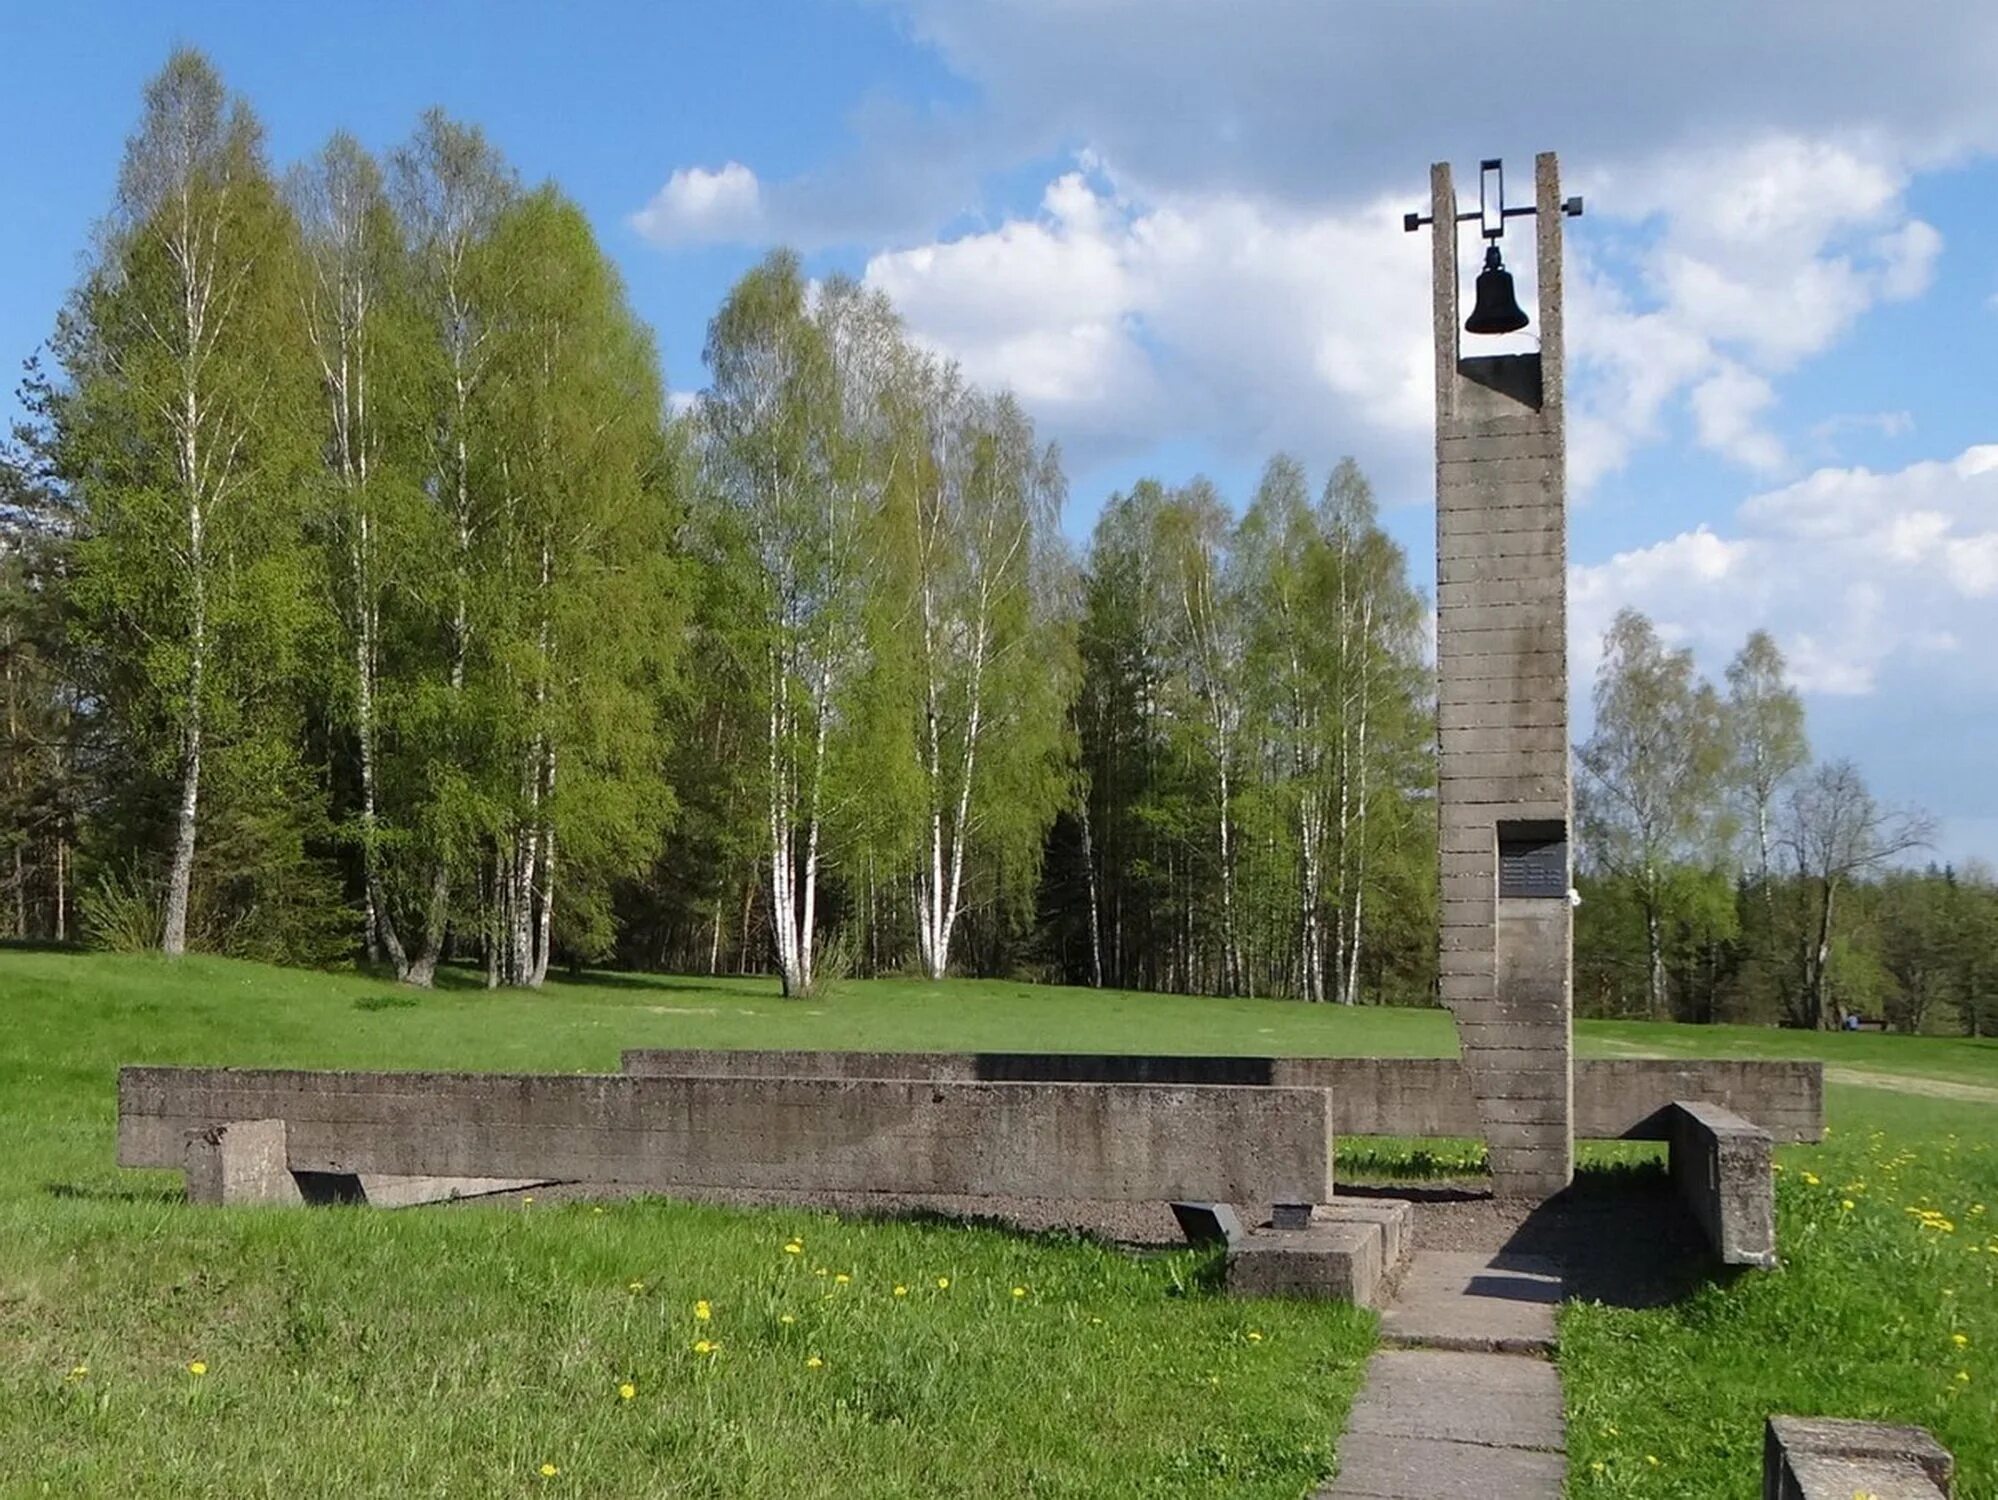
left=1320, top=1251, right=1566, bottom=1499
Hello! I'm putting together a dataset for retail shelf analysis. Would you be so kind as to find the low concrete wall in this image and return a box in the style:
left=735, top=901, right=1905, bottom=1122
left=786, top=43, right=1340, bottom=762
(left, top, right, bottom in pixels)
left=620, top=1050, right=1823, bottom=1143
left=1669, top=1101, right=1776, bottom=1268
left=1764, top=1416, right=1953, bottom=1498
left=119, top=1067, right=1334, bottom=1205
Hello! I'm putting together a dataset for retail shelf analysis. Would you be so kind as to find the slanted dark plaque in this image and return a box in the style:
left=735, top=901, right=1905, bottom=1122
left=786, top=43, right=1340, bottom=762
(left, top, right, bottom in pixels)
left=1498, top=819, right=1567, bottom=899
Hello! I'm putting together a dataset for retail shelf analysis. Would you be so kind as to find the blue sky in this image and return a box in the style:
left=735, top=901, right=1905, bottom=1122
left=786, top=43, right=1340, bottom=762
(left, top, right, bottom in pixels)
left=4, top=2, right=1996, bottom=860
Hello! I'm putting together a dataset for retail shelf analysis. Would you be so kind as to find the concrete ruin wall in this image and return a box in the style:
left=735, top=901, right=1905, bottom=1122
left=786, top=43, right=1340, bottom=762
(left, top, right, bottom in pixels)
left=1669, top=1100, right=1777, bottom=1268
left=620, top=1050, right=1822, bottom=1143
left=118, top=1066, right=1335, bottom=1205
left=1432, top=153, right=1575, bottom=1198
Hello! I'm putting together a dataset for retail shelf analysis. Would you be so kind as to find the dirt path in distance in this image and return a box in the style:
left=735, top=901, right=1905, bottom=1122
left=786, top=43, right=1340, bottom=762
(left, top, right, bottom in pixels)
left=1825, top=1067, right=1998, bottom=1105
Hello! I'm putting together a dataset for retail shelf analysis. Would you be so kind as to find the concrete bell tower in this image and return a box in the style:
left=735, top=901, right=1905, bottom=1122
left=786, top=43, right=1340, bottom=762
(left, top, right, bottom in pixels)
left=1415, top=153, right=1577, bottom=1200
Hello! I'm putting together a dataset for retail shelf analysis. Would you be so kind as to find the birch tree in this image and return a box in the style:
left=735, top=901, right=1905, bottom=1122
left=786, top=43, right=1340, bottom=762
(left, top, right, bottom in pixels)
left=701, top=255, right=888, bottom=996
left=1724, top=630, right=1809, bottom=888
left=894, top=367, right=1066, bottom=979
left=390, top=111, right=516, bottom=985
left=474, top=189, right=677, bottom=987
left=54, top=50, right=314, bottom=956
left=1576, top=610, right=1729, bottom=1017
left=290, top=132, right=426, bottom=971
left=1237, top=457, right=1332, bottom=998
left=1158, top=479, right=1245, bottom=992
left=1319, top=459, right=1427, bottom=1005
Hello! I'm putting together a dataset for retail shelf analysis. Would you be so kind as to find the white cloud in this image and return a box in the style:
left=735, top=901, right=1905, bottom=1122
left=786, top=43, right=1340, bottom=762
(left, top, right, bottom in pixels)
left=1566, top=136, right=1942, bottom=484
left=630, top=162, right=763, bottom=245
left=864, top=169, right=1433, bottom=475
left=1571, top=445, right=1998, bottom=697
left=857, top=134, right=1944, bottom=491
left=1811, top=410, right=1915, bottom=443
left=1689, top=363, right=1785, bottom=474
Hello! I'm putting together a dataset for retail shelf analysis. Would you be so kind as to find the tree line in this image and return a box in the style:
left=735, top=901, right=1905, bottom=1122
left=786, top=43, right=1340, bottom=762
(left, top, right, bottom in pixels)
left=2, top=51, right=1989, bottom=1032
left=1576, top=610, right=1994, bottom=1034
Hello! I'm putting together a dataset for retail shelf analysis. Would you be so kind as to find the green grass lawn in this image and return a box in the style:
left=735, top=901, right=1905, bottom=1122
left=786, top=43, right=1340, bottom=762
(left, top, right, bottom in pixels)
left=3, top=947, right=1995, bottom=1496
left=1563, top=1086, right=1998, bottom=1498
left=3, top=950, right=1380, bottom=1498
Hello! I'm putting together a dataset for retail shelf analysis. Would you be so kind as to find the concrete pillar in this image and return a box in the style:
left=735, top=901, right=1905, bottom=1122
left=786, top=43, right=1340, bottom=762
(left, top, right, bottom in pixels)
left=183, top=1118, right=303, bottom=1206
left=1430, top=153, right=1574, bottom=1199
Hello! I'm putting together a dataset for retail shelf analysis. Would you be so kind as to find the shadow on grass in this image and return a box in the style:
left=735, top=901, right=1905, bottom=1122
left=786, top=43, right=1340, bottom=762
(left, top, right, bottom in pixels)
left=541, top=968, right=777, bottom=1001
left=45, top=1180, right=183, bottom=1205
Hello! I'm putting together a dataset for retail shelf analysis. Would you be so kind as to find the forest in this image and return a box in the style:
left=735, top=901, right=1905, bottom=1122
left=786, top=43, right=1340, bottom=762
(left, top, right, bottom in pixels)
left=2, top=50, right=1993, bottom=1033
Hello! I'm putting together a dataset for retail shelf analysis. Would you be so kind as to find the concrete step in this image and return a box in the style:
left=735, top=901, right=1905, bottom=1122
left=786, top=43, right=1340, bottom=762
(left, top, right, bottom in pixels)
left=1379, top=1250, right=1562, bottom=1354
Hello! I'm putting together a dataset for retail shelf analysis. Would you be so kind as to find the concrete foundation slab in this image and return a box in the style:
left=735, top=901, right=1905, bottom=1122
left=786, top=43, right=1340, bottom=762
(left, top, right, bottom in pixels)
left=1226, top=1221, right=1384, bottom=1306
left=1777, top=1453, right=1943, bottom=1499
left=1765, top=1416, right=1953, bottom=1499
left=1313, top=1198, right=1413, bottom=1278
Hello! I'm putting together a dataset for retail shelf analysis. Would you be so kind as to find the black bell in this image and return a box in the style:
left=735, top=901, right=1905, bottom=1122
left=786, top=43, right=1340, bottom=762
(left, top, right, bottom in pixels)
left=1465, top=243, right=1529, bottom=335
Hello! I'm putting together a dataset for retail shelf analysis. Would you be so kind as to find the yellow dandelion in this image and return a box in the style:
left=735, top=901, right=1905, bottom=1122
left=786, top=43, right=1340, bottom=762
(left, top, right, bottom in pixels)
left=67, top=1364, right=88, bottom=1380
left=1842, top=1199, right=1856, bottom=1212
left=784, top=1240, right=805, bottom=1254
left=1089, top=1316, right=1104, bottom=1326
left=1589, top=1461, right=1604, bottom=1474
left=1011, top=1286, right=1027, bottom=1299
left=834, top=1273, right=851, bottom=1285
left=523, top=1195, right=535, bottom=1205
left=618, top=1382, right=636, bottom=1401
left=627, top=1280, right=646, bottom=1294
left=694, top=1300, right=712, bottom=1321
left=1955, top=1370, right=1970, bottom=1383
left=779, top=1313, right=797, bottom=1325
left=1247, top=1330, right=1264, bottom=1342
left=1646, top=1455, right=1660, bottom=1467
left=539, top=1463, right=558, bottom=1478
left=893, top=1285, right=909, bottom=1297
left=1953, top=1333, right=1969, bottom=1348
left=1802, top=1172, right=1820, bottom=1186
left=936, top=1276, right=951, bottom=1289
left=592, top=1206, right=604, bottom=1216
left=692, top=1339, right=718, bottom=1356
left=186, top=1361, right=207, bottom=1377
left=806, top=1355, right=824, bottom=1369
